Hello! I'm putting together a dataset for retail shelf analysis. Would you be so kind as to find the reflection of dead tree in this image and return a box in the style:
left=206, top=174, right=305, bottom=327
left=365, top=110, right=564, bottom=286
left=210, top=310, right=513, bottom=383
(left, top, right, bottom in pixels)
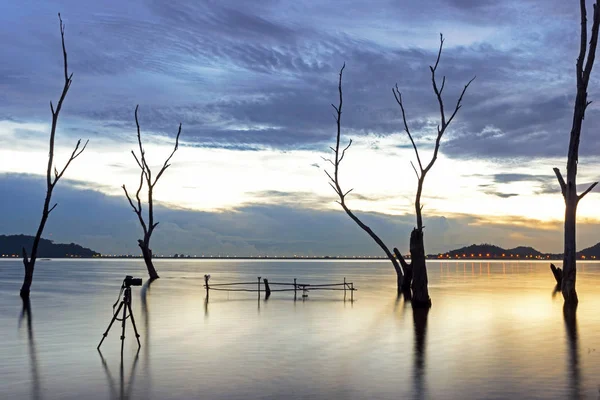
left=140, top=281, right=152, bottom=398
left=123, top=106, right=182, bottom=280
left=552, top=0, right=600, bottom=306
left=21, top=13, right=88, bottom=298
left=412, top=307, right=429, bottom=400
left=563, top=305, right=580, bottom=399
left=19, top=298, right=41, bottom=400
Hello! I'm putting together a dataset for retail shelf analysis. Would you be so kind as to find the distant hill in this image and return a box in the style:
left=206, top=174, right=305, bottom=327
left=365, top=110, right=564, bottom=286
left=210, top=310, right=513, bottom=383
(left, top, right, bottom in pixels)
left=445, top=243, right=514, bottom=258
left=578, top=242, right=600, bottom=258
left=507, top=246, right=543, bottom=256
left=432, top=242, right=600, bottom=260
left=0, top=235, right=100, bottom=258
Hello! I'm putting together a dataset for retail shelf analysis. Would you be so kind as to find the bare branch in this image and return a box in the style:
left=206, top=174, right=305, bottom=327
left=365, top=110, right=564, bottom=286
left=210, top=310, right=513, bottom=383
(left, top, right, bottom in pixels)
left=338, top=139, right=353, bottom=164
left=134, top=105, right=150, bottom=181
left=324, top=63, right=403, bottom=277
left=122, top=184, right=139, bottom=214
left=152, top=123, right=182, bottom=187
left=53, top=139, right=88, bottom=184
left=123, top=181, right=147, bottom=236
left=392, top=86, right=423, bottom=171
left=430, top=34, right=447, bottom=127
left=583, top=2, right=600, bottom=85
left=321, top=156, right=335, bottom=167
left=410, top=161, right=420, bottom=180
left=131, top=150, right=144, bottom=172
left=58, top=13, right=69, bottom=83
left=394, top=247, right=411, bottom=273
left=553, top=167, right=567, bottom=198
left=134, top=170, right=144, bottom=216
left=328, top=181, right=340, bottom=196
left=445, top=76, right=476, bottom=128
left=324, top=169, right=336, bottom=184
left=578, top=181, right=598, bottom=201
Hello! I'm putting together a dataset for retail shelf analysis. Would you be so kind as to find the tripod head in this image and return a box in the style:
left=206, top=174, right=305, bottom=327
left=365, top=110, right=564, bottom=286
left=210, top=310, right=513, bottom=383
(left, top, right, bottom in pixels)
left=122, top=276, right=143, bottom=288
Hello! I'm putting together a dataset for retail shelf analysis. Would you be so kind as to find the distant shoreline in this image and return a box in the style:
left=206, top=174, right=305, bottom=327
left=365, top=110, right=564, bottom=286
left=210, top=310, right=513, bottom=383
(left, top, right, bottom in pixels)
left=0, top=255, right=574, bottom=261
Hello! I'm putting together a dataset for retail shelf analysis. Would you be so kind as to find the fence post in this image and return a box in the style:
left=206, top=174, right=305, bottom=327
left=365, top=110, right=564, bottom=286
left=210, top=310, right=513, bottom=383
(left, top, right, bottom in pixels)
left=344, top=277, right=346, bottom=297
left=294, top=278, right=297, bottom=298
left=351, top=282, right=354, bottom=302
left=257, top=276, right=261, bottom=297
left=204, top=274, right=210, bottom=296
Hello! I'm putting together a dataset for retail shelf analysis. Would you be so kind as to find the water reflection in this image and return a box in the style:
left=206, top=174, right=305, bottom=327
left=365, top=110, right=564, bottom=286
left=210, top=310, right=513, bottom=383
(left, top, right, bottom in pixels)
left=98, top=349, right=140, bottom=400
left=563, top=305, right=581, bottom=399
left=413, top=307, right=429, bottom=400
left=19, top=298, right=41, bottom=400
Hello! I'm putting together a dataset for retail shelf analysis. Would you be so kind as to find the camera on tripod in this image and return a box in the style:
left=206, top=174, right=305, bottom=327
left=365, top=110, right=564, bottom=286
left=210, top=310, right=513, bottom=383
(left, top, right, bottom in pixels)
left=123, top=276, right=142, bottom=287
left=98, top=275, right=143, bottom=352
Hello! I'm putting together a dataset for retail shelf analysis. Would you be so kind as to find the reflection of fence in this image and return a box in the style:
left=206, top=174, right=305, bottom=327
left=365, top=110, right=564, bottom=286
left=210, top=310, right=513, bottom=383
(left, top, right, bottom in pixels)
left=203, top=275, right=356, bottom=300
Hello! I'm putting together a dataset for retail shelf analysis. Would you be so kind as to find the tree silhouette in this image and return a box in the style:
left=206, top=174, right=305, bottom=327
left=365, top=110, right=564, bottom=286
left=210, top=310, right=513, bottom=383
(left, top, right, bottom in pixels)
left=325, top=35, right=474, bottom=306
left=552, top=0, right=600, bottom=306
left=123, top=106, right=182, bottom=280
left=391, top=34, right=474, bottom=307
left=21, top=13, right=88, bottom=298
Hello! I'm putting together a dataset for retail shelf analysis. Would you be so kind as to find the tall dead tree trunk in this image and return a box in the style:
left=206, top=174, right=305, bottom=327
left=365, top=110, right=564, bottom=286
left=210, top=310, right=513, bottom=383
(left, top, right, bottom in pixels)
left=20, top=13, right=88, bottom=298
left=552, top=0, right=600, bottom=307
left=325, top=36, right=473, bottom=303
left=123, top=106, right=182, bottom=280
left=324, top=64, right=410, bottom=292
left=392, top=34, right=474, bottom=308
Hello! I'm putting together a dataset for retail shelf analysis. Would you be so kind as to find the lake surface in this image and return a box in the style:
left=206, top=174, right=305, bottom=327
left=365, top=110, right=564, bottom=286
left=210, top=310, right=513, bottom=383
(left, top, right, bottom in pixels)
left=1, top=259, right=599, bottom=399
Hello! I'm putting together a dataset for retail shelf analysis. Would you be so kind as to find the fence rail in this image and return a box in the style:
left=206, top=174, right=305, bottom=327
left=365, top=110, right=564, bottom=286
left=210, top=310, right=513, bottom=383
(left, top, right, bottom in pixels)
left=203, top=275, right=356, bottom=300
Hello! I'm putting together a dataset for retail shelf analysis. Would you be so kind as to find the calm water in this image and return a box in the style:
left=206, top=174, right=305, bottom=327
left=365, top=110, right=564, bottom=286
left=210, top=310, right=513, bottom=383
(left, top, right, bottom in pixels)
left=1, top=259, right=599, bottom=399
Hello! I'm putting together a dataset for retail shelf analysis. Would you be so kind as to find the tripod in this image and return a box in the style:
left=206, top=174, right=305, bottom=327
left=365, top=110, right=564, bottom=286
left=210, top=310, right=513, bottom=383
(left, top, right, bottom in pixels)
left=97, top=284, right=141, bottom=354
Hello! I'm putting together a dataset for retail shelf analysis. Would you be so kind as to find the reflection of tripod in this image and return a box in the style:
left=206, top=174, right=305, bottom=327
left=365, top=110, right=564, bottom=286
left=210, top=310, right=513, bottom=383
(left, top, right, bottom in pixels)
left=98, top=285, right=141, bottom=354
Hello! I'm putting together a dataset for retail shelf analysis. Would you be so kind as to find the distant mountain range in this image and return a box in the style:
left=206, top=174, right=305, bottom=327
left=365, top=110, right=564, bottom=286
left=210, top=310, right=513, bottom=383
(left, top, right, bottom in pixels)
left=430, top=242, right=600, bottom=260
left=0, top=235, right=100, bottom=258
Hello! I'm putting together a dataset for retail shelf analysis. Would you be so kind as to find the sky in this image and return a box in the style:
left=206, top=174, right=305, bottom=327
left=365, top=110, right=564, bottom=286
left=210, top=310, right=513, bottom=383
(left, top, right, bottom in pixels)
left=1, top=0, right=600, bottom=256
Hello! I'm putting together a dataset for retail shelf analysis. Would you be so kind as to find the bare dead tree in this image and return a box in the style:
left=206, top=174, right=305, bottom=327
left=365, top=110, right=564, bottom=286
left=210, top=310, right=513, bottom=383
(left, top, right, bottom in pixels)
left=324, top=64, right=410, bottom=293
left=123, top=106, right=182, bottom=280
left=392, top=34, right=475, bottom=307
left=20, top=13, right=88, bottom=298
left=325, top=35, right=473, bottom=306
left=551, top=0, right=600, bottom=307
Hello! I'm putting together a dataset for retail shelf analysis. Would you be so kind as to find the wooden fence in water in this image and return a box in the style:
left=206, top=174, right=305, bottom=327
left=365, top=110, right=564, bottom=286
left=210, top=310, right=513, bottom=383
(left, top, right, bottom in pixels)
left=203, top=275, right=356, bottom=301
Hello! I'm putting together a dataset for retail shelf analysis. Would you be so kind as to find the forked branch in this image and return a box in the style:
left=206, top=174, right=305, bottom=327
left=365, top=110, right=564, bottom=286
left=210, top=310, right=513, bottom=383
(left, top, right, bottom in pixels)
left=553, top=167, right=567, bottom=198
left=124, top=105, right=182, bottom=242
left=324, top=64, right=404, bottom=277
left=392, top=33, right=474, bottom=228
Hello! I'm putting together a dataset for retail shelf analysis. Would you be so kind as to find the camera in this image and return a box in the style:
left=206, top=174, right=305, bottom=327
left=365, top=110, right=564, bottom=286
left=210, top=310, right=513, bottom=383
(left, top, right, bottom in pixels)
left=123, top=275, right=143, bottom=287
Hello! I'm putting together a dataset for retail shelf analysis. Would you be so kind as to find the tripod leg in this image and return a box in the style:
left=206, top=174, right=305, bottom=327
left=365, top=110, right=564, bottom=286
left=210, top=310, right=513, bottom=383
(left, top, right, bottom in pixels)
left=98, top=302, right=125, bottom=349
left=126, top=300, right=142, bottom=348
left=121, top=298, right=128, bottom=356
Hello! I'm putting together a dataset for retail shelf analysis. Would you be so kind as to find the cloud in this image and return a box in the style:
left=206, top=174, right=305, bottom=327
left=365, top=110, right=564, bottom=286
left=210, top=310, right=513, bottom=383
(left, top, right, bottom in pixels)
left=1, top=0, right=596, bottom=162
left=1, top=173, right=599, bottom=257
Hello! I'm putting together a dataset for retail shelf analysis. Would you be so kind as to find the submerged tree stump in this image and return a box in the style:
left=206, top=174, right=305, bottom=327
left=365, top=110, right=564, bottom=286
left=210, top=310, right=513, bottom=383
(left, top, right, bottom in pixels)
left=410, top=228, right=431, bottom=309
left=550, top=263, right=563, bottom=287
